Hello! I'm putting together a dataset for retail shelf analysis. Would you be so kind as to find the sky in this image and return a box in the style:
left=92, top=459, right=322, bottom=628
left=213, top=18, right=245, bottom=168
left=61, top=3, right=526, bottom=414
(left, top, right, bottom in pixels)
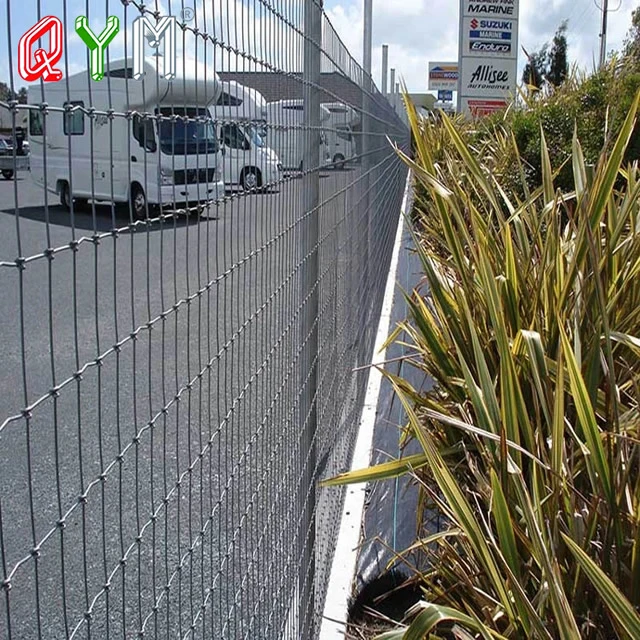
left=1, top=0, right=637, bottom=95
left=323, top=0, right=638, bottom=93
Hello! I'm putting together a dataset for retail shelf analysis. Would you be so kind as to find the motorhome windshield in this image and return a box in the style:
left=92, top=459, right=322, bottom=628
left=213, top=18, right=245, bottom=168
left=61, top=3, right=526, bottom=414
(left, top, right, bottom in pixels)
left=157, top=107, right=218, bottom=156
left=247, top=126, right=265, bottom=148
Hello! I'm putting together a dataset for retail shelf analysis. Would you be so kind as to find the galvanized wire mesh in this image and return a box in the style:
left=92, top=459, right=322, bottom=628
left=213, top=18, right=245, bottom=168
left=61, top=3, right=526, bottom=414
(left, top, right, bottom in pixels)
left=0, top=1, right=410, bottom=637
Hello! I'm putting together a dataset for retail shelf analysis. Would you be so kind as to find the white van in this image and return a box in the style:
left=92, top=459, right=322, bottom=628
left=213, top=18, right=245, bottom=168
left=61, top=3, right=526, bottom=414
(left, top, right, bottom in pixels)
left=214, top=120, right=282, bottom=190
left=264, top=99, right=331, bottom=171
left=28, top=58, right=225, bottom=219
left=213, top=81, right=268, bottom=137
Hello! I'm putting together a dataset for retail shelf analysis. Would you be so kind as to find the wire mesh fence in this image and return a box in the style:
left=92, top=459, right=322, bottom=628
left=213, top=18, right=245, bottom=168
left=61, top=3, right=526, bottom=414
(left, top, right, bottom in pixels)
left=0, top=1, right=410, bottom=638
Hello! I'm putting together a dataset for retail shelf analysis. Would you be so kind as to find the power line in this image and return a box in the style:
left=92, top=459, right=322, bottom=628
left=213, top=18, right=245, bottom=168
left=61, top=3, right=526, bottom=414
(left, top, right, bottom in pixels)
left=593, top=0, right=623, bottom=13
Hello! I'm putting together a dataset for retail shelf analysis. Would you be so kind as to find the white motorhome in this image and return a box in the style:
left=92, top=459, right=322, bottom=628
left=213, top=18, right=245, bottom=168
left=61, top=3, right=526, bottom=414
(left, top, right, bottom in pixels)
left=213, top=120, right=282, bottom=190
left=264, top=99, right=332, bottom=171
left=322, top=124, right=355, bottom=169
left=28, top=58, right=225, bottom=218
left=213, top=81, right=268, bottom=137
left=322, top=102, right=360, bottom=128
left=321, top=103, right=359, bottom=169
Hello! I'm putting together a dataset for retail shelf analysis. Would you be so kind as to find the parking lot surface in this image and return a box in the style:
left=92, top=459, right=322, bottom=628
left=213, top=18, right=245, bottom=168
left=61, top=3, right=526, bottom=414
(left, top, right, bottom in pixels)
left=0, top=166, right=360, bottom=638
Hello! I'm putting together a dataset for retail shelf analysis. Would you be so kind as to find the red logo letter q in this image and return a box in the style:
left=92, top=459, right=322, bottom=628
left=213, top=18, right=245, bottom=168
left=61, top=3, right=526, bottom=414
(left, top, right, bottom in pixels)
left=18, top=16, right=64, bottom=82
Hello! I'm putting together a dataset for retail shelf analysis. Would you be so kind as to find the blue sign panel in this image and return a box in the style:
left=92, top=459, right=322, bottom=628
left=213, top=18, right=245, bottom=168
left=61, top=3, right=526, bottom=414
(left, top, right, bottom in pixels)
left=438, top=90, right=453, bottom=101
left=469, top=30, right=512, bottom=40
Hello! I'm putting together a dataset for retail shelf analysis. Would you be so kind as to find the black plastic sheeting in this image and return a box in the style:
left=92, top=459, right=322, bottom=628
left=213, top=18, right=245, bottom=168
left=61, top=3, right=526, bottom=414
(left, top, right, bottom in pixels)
left=352, top=220, right=439, bottom=603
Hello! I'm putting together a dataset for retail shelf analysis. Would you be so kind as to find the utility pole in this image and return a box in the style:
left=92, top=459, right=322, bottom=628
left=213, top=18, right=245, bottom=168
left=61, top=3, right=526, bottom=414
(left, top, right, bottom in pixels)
left=381, top=44, right=389, bottom=94
left=599, top=0, right=609, bottom=68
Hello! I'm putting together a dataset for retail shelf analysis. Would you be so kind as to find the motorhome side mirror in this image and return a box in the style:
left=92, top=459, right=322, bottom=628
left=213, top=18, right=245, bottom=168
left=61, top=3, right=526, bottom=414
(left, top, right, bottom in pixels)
left=221, top=147, right=226, bottom=156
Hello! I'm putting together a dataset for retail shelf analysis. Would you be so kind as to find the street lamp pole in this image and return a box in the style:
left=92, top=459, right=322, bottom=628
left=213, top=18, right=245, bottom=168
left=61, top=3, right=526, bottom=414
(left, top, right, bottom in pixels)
left=381, top=44, right=388, bottom=94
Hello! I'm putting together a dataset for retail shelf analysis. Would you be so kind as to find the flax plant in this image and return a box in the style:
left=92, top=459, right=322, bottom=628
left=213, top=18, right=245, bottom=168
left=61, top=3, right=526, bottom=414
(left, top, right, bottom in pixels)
left=324, top=93, right=640, bottom=638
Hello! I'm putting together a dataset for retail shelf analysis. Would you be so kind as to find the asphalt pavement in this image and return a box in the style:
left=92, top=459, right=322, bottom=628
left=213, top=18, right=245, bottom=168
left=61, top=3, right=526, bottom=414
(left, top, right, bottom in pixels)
left=0, top=165, right=363, bottom=640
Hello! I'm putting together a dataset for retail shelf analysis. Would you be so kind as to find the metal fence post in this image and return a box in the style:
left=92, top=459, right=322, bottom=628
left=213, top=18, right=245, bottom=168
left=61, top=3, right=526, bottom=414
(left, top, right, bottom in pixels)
left=300, top=0, right=322, bottom=637
left=360, top=0, right=373, bottom=366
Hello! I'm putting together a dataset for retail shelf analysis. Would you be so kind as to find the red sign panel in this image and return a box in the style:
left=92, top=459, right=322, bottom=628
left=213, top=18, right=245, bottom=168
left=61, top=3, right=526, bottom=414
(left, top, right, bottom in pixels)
left=466, top=98, right=507, bottom=117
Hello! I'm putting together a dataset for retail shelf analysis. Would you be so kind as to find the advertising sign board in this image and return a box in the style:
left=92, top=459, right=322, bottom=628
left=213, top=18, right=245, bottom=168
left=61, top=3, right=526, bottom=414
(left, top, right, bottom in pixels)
left=463, top=16, right=515, bottom=58
left=459, top=58, right=515, bottom=96
left=428, top=62, right=459, bottom=91
left=458, top=0, right=519, bottom=117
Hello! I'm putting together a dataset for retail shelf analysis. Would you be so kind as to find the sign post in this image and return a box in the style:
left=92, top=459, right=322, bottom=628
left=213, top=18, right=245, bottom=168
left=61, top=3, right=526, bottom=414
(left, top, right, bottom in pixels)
left=457, top=0, right=519, bottom=117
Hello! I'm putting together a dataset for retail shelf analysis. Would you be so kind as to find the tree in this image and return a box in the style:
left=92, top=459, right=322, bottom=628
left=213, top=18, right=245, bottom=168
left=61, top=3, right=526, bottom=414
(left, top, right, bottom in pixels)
left=0, top=82, right=12, bottom=102
left=0, top=82, right=28, bottom=103
left=522, top=21, right=570, bottom=93
left=547, top=21, right=568, bottom=86
left=522, top=45, right=548, bottom=90
left=624, top=5, right=640, bottom=65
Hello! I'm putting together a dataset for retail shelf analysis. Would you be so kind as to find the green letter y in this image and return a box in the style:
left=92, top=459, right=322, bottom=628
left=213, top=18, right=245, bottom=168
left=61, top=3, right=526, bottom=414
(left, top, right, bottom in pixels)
left=75, top=16, right=120, bottom=81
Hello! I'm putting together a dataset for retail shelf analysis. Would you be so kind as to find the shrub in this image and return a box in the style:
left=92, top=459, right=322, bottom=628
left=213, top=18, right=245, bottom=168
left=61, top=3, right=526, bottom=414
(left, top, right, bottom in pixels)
left=473, top=60, right=640, bottom=196
left=325, top=89, right=640, bottom=638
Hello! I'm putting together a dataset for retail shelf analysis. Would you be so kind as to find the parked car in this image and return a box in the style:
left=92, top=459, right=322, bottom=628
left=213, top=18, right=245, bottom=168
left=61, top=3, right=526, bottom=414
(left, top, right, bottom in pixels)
left=0, top=135, right=29, bottom=179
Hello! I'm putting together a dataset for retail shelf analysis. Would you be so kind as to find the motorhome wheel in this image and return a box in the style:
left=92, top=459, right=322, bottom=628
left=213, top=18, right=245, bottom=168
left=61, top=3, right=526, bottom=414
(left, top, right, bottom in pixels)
left=130, top=184, right=147, bottom=220
left=60, top=182, right=71, bottom=210
left=241, top=168, right=261, bottom=191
